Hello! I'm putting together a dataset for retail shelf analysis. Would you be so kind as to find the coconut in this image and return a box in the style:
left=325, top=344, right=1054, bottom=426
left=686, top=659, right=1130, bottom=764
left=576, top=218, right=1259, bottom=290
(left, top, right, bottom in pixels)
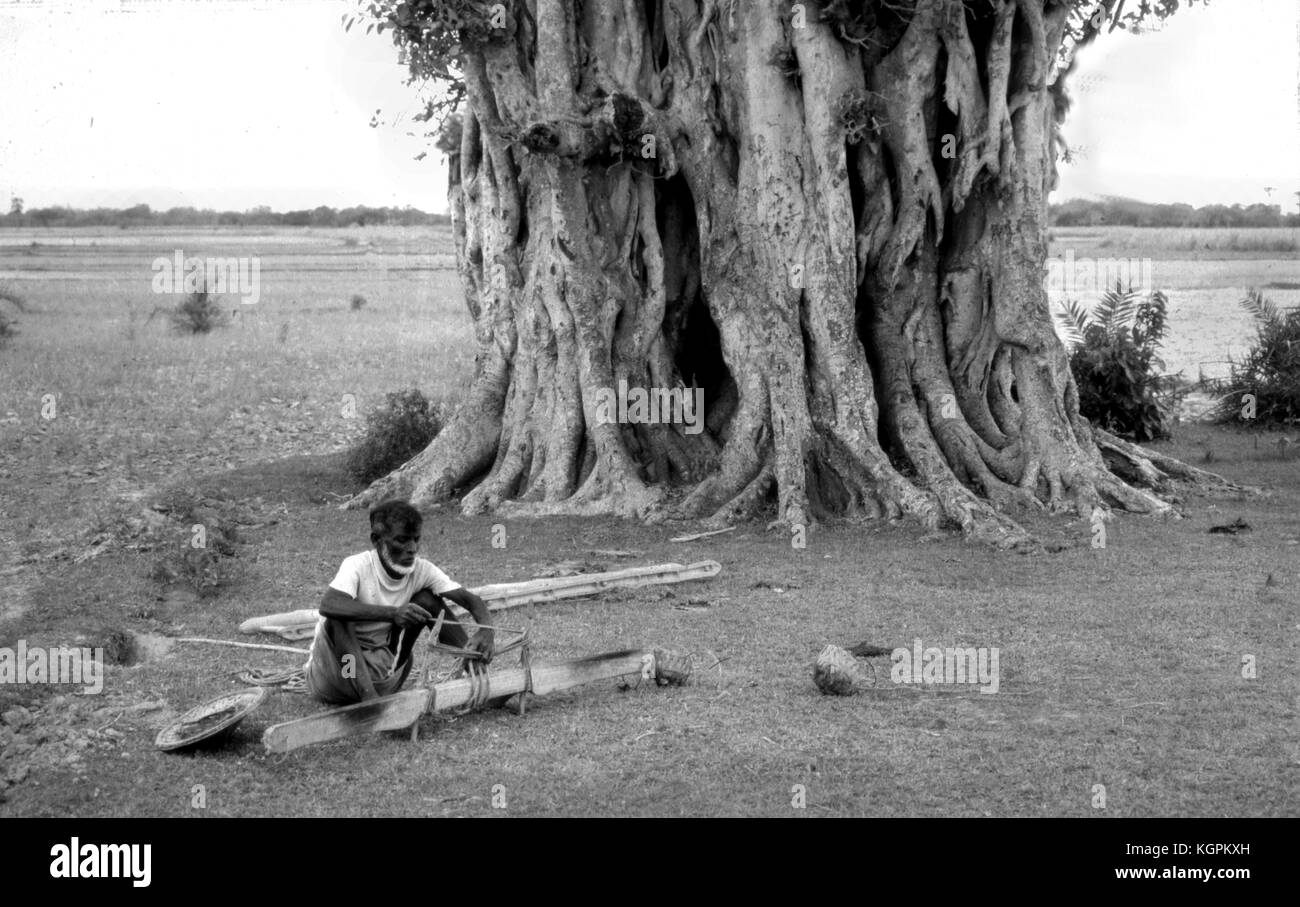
left=813, top=644, right=859, bottom=695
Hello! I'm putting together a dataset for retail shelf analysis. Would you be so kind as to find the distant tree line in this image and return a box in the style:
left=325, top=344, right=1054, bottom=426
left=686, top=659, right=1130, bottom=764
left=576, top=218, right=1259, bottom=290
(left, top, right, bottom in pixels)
left=1051, top=196, right=1300, bottom=228
left=4, top=197, right=1294, bottom=231
left=1, top=200, right=449, bottom=229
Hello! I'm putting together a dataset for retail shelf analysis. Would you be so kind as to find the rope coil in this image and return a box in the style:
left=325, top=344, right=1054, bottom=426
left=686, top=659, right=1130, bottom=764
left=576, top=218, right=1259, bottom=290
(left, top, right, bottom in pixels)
left=235, top=667, right=308, bottom=693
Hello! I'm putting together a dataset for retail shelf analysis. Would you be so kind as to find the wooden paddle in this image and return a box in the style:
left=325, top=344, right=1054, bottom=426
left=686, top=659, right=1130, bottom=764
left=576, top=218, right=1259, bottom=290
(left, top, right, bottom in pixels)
left=262, top=690, right=432, bottom=754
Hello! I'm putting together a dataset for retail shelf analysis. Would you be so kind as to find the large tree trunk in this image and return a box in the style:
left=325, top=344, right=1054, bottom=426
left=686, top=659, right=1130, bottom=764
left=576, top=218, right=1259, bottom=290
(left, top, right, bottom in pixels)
left=349, top=0, right=1239, bottom=547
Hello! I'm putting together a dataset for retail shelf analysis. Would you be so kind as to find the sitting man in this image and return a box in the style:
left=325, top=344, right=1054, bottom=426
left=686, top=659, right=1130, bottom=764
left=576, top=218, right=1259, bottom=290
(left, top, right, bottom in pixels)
left=305, top=499, right=495, bottom=704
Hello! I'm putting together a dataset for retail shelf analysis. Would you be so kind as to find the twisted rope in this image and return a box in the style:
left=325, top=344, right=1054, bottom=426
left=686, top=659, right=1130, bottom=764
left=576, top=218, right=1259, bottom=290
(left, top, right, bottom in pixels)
left=235, top=667, right=308, bottom=694
left=422, top=620, right=532, bottom=714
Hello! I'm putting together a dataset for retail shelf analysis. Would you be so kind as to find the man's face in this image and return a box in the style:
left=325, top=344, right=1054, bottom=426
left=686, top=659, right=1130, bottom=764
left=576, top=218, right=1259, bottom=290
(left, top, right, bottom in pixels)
left=375, top=522, right=420, bottom=569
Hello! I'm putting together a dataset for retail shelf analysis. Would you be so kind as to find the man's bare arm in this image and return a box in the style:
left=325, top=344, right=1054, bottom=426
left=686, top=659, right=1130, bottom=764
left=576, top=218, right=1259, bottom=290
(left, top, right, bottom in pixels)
left=319, top=588, right=431, bottom=628
left=440, top=587, right=495, bottom=661
left=440, top=587, right=492, bottom=627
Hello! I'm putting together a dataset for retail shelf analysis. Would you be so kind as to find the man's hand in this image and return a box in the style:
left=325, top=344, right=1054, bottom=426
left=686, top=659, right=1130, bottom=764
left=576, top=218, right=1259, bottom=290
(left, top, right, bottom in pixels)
left=394, top=601, right=433, bottom=629
left=465, top=627, right=495, bottom=663
left=440, top=587, right=496, bottom=663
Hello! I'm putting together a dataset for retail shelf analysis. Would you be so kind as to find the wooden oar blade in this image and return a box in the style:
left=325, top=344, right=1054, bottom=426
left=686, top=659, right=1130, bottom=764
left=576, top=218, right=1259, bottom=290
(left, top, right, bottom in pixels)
left=262, top=689, right=431, bottom=754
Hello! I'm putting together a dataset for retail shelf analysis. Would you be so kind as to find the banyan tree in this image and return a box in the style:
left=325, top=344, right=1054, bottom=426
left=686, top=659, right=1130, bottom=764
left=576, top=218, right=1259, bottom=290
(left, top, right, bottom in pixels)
left=347, top=0, right=1235, bottom=547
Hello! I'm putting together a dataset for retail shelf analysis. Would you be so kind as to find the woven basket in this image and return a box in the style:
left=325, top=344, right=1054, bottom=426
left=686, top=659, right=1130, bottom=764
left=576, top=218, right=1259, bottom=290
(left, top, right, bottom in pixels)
left=155, top=687, right=267, bottom=752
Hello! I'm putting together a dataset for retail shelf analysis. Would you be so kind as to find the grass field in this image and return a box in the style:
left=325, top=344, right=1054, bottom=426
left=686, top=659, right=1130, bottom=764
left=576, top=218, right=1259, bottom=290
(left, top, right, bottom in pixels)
left=1050, top=226, right=1300, bottom=257
left=0, top=226, right=1297, bottom=817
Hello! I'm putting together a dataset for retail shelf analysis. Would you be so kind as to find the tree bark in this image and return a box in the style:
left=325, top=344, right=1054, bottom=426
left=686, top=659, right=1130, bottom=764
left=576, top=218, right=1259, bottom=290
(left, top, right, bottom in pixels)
left=349, top=0, right=1242, bottom=547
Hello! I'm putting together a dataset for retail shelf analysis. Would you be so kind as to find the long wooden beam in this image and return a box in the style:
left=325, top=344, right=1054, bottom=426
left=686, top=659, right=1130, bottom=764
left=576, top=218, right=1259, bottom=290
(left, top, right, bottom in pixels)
left=472, top=561, right=721, bottom=610
left=427, top=649, right=651, bottom=710
left=240, top=561, right=721, bottom=638
left=262, top=648, right=655, bottom=754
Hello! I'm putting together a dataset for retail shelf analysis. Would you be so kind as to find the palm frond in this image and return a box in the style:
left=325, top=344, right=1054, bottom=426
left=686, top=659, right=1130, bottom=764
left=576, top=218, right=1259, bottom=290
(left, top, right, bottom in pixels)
left=1095, top=282, right=1139, bottom=340
left=1240, top=288, right=1282, bottom=326
left=1054, top=298, right=1089, bottom=347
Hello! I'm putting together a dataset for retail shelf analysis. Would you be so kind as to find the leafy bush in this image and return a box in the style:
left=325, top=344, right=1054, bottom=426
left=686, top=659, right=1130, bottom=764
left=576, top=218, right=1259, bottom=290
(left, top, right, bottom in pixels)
left=170, top=281, right=229, bottom=334
left=0, top=282, right=27, bottom=311
left=146, top=488, right=245, bottom=597
left=0, top=282, right=24, bottom=348
left=1207, top=289, right=1300, bottom=426
left=0, top=310, right=17, bottom=348
left=347, top=389, right=443, bottom=484
left=1055, top=283, right=1180, bottom=441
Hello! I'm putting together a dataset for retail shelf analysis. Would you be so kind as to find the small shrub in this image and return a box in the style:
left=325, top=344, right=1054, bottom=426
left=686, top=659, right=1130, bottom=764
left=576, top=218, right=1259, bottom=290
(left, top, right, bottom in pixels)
left=1207, top=289, right=1300, bottom=427
left=0, top=282, right=24, bottom=348
left=146, top=487, right=243, bottom=596
left=171, top=281, right=228, bottom=334
left=1056, top=283, right=1181, bottom=441
left=351, top=293, right=367, bottom=311
left=149, top=546, right=231, bottom=597
left=0, top=282, right=27, bottom=311
left=151, top=485, right=205, bottom=519
left=0, top=310, right=17, bottom=348
left=347, top=389, right=443, bottom=484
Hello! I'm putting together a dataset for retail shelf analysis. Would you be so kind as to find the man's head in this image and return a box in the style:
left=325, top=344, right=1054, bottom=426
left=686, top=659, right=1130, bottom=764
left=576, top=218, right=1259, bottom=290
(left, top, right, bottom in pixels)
left=369, top=499, right=423, bottom=577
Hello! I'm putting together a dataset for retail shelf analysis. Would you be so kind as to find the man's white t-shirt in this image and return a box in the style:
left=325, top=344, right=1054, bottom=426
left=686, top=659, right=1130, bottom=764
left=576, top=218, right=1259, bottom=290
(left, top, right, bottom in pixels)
left=305, top=550, right=461, bottom=673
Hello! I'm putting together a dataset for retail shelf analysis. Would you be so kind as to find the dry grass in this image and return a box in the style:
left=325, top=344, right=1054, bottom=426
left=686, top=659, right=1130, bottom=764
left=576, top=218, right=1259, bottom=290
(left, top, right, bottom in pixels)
left=1051, top=226, right=1300, bottom=259
left=3, top=436, right=1297, bottom=817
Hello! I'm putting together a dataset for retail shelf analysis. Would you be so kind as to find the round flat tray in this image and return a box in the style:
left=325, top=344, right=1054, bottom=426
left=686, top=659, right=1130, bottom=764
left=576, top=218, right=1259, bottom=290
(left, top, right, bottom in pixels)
left=155, top=687, right=267, bottom=752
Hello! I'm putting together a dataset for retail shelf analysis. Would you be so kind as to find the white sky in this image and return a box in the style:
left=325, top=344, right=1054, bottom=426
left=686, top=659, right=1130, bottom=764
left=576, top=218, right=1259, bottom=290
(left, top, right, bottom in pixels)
left=0, top=0, right=1297, bottom=214
left=1057, top=0, right=1300, bottom=210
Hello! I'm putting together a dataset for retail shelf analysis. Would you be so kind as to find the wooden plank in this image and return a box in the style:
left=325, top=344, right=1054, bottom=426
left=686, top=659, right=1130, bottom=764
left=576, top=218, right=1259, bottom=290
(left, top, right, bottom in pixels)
left=428, top=649, right=652, bottom=711
left=262, top=690, right=430, bottom=754
left=478, top=561, right=722, bottom=611
left=261, top=649, right=654, bottom=753
left=239, top=609, right=320, bottom=635
left=240, top=562, right=722, bottom=634
left=670, top=526, right=735, bottom=543
left=176, top=637, right=309, bottom=655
